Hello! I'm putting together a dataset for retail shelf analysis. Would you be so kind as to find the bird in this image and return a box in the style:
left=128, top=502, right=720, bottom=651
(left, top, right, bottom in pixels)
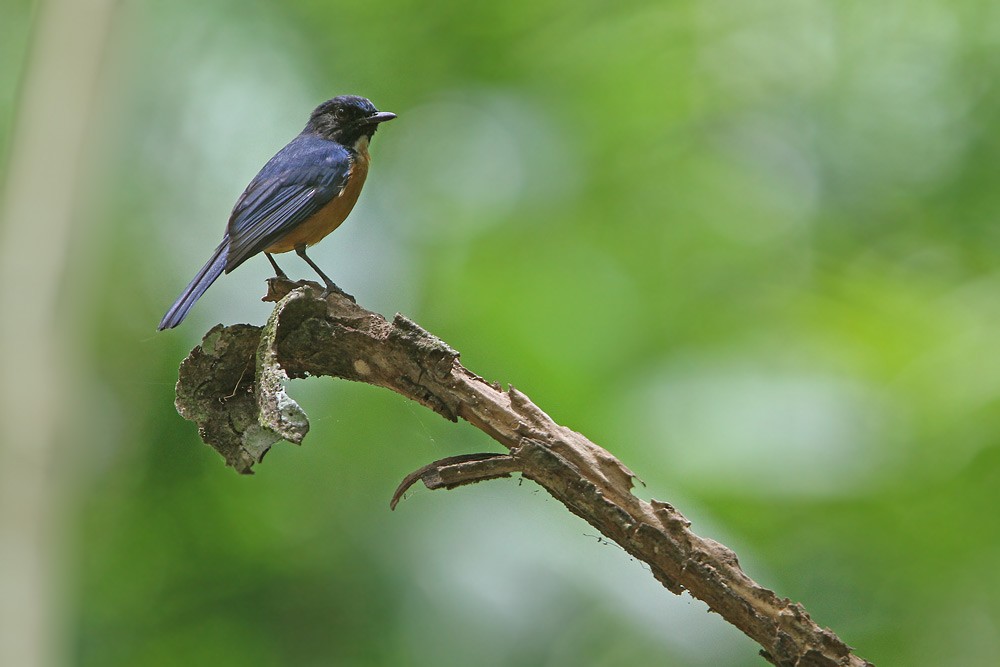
left=157, top=95, right=396, bottom=330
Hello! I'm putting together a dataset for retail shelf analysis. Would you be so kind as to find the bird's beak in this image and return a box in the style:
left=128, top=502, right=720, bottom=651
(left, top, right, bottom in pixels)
left=365, top=111, right=397, bottom=124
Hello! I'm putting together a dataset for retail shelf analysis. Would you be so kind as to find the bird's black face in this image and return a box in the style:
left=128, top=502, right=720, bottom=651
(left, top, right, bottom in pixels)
left=306, top=95, right=396, bottom=146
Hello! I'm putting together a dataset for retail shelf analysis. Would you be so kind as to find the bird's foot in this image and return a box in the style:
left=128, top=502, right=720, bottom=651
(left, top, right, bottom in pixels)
left=320, top=281, right=356, bottom=303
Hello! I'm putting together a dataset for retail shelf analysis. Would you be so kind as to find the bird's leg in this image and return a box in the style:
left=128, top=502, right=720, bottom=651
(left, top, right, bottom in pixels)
left=294, top=245, right=354, bottom=301
left=265, top=253, right=288, bottom=279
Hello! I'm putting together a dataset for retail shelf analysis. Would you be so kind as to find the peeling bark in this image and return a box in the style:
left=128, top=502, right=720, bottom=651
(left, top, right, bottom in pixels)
left=173, top=280, right=874, bottom=667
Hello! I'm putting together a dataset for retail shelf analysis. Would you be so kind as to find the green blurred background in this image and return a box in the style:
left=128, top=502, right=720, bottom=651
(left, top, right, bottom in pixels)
left=2, top=0, right=999, bottom=665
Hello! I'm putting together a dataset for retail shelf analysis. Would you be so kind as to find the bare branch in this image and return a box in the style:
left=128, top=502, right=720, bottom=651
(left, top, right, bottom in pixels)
left=174, top=281, right=874, bottom=667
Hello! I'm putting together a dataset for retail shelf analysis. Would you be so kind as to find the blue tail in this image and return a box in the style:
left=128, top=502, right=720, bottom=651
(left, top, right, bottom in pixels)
left=158, top=240, right=228, bottom=330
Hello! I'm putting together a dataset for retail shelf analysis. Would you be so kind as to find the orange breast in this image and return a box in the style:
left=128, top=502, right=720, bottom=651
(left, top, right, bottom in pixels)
left=265, top=145, right=370, bottom=254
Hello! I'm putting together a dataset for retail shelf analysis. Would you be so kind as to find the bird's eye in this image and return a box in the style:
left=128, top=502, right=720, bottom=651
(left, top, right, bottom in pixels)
left=334, top=107, right=349, bottom=121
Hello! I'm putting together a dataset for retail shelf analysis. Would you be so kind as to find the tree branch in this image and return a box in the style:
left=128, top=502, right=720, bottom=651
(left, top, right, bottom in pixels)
left=173, top=279, right=873, bottom=667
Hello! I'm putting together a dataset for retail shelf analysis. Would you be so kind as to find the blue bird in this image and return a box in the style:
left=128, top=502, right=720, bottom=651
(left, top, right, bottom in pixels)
left=158, top=95, right=396, bottom=330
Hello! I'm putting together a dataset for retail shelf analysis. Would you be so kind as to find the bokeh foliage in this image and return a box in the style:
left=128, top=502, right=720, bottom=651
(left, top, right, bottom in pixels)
left=4, top=0, right=1000, bottom=665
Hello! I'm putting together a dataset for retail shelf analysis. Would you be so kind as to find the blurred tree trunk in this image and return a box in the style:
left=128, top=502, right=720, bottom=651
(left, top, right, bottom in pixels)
left=0, top=1, right=118, bottom=666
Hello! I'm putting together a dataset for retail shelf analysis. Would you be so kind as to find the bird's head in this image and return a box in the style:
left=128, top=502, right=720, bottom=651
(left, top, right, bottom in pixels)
left=306, top=95, right=396, bottom=148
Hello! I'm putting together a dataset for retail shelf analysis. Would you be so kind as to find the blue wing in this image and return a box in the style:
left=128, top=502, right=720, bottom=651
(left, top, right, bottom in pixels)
left=224, top=134, right=352, bottom=272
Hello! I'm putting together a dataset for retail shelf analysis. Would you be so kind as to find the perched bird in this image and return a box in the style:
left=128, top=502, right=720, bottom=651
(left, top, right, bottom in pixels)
left=157, top=95, right=396, bottom=330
